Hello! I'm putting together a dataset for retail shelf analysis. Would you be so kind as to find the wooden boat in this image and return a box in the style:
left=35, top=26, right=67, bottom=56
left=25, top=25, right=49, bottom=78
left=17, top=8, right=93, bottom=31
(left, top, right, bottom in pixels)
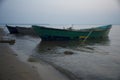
left=6, top=25, right=18, bottom=34
left=16, top=26, right=36, bottom=35
left=32, top=25, right=112, bottom=41
left=6, top=25, right=37, bottom=36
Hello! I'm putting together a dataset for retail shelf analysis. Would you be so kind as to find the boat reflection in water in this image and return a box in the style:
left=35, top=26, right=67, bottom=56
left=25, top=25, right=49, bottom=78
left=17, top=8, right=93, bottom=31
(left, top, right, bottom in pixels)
left=35, top=37, right=110, bottom=54
left=32, top=37, right=111, bottom=80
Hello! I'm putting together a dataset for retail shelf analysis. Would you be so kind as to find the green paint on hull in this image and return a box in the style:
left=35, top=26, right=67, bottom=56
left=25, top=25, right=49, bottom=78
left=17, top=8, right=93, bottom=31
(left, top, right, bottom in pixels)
left=32, top=25, right=112, bottom=40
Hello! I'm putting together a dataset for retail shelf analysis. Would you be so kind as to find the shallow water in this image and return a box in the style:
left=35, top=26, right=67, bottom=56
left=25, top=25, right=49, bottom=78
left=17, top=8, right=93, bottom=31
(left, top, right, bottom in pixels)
left=9, top=25, right=120, bottom=80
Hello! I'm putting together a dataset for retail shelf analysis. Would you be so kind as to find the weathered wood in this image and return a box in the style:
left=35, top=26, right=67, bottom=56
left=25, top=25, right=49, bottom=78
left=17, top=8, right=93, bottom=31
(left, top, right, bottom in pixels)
left=0, top=38, right=15, bottom=45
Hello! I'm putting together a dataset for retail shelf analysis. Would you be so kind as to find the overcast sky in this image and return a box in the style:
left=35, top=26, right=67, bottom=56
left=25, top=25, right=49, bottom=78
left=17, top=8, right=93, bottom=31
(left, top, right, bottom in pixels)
left=0, top=0, right=120, bottom=24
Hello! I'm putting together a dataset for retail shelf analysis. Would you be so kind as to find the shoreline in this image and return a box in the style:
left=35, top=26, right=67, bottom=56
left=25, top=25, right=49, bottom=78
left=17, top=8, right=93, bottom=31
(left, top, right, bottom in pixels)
left=37, top=58, right=81, bottom=80
left=0, top=43, right=41, bottom=80
left=0, top=27, right=70, bottom=80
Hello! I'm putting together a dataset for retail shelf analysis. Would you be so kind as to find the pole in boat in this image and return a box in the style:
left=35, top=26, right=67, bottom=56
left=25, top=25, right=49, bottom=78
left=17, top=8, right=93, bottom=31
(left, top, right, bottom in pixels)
left=82, top=29, right=93, bottom=43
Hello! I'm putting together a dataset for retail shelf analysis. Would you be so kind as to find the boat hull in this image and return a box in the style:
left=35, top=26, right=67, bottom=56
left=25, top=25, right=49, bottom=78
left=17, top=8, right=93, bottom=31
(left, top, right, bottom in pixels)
left=6, top=25, right=37, bottom=36
left=16, top=27, right=37, bottom=35
left=32, top=25, right=112, bottom=40
left=6, top=25, right=18, bottom=34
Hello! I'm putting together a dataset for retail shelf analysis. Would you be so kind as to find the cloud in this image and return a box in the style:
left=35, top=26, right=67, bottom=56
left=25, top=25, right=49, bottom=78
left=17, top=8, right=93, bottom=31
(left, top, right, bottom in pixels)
left=0, top=0, right=5, bottom=5
left=0, top=1, right=2, bottom=4
left=118, top=0, right=120, bottom=4
left=0, top=0, right=120, bottom=24
left=0, top=0, right=3, bottom=2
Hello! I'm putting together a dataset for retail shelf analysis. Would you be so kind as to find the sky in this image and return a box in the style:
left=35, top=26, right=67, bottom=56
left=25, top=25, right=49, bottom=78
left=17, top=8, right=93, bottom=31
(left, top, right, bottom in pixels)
left=0, top=0, right=120, bottom=24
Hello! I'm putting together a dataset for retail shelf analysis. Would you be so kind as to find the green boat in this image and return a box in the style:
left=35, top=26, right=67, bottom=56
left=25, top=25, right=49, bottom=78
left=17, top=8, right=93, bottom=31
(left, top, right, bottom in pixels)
left=32, top=25, right=112, bottom=41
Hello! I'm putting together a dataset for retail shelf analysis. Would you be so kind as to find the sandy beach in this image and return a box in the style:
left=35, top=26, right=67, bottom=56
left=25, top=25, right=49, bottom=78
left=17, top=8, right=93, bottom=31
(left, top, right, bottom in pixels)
left=0, top=43, right=41, bottom=80
left=0, top=28, right=70, bottom=80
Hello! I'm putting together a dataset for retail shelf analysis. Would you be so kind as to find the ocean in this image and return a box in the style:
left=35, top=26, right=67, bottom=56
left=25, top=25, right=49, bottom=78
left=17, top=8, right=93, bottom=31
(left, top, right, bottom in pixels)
left=4, top=25, right=120, bottom=80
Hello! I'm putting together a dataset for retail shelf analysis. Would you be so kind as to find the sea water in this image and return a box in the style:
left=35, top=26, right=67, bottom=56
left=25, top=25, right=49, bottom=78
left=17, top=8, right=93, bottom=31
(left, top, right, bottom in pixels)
left=6, top=25, right=120, bottom=80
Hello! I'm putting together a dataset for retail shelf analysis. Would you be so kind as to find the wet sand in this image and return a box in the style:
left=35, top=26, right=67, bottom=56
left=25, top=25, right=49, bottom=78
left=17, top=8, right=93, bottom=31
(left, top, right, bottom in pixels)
left=0, top=28, right=70, bottom=80
left=0, top=43, right=41, bottom=80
